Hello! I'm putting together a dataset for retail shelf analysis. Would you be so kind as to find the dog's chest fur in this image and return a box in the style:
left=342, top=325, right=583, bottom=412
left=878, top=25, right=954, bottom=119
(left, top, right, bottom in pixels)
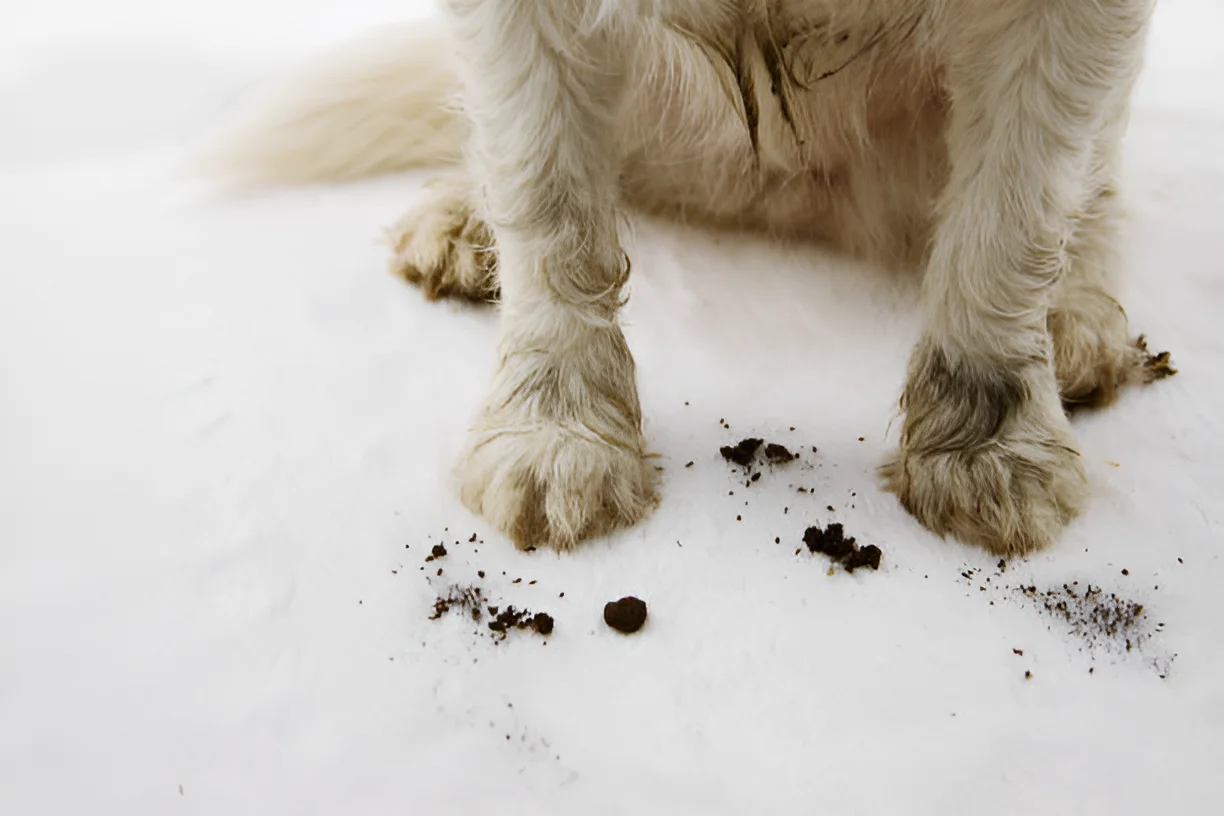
left=619, top=0, right=949, bottom=256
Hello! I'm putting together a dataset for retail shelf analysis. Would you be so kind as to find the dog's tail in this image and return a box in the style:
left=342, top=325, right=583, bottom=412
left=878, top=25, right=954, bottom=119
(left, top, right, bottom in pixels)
left=194, top=23, right=465, bottom=187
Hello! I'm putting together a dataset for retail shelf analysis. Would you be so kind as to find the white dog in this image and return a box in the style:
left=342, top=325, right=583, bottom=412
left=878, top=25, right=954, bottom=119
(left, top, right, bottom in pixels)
left=203, top=0, right=1174, bottom=555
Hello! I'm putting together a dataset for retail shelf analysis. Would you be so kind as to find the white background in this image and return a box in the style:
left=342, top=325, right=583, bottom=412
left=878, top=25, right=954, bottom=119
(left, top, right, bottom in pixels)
left=2, top=1, right=1222, bottom=813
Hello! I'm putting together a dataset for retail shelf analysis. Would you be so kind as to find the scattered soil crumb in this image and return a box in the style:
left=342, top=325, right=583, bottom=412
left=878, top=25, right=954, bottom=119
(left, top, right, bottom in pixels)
left=843, top=545, right=882, bottom=573
left=803, top=523, right=882, bottom=572
left=721, top=437, right=801, bottom=472
left=488, top=605, right=554, bottom=638
left=764, top=443, right=797, bottom=463
left=965, top=565, right=1174, bottom=677
left=430, top=584, right=553, bottom=640
left=804, top=523, right=854, bottom=559
left=604, top=596, right=648, bottom=634
left=431, top=544, right=447, bottom=559
left=430, top=585, right=484, bottom=621
left=720, top=438, right=763, bottom=467
left=1019, top=583, right=1148, bottom=648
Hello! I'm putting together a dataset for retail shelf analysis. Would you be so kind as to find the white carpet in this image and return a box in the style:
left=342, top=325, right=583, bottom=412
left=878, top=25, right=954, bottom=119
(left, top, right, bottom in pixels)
left=2, top=1, right=1222, bottom=813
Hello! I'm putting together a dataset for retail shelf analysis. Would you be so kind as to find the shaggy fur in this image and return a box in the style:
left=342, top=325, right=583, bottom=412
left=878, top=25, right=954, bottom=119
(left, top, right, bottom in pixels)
left=203, top=0, right=1175, bottom=555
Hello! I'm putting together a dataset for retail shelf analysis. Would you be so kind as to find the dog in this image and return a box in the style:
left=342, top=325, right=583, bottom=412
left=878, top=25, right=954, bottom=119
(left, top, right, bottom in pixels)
left=202, top=0, right=1175, bottom=555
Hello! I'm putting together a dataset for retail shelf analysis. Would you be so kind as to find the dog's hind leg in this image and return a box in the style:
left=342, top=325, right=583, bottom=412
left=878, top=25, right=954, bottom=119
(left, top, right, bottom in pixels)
left=386, top=171, right=500, bottom=303
left=882, top=0, right=1155, bottom=555
left=442, top=0, right=658, bottom=551
left=1047, top=134, right=1175, bottom=409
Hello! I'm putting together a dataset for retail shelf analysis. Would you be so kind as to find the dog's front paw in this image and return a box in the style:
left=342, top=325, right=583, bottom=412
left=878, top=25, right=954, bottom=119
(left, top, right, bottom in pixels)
left=881, top=342, right=1088, bottom=554
left=456, top=421, right=659, bottom=551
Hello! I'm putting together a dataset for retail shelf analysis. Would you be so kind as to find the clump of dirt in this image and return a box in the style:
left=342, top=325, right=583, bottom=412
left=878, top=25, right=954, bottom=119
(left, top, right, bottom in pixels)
left=487, top=605, right=554, bottom=638
left=764, top=443, right=798, bottom=463
left=720, top=437, right=801, bottom=472
left=803, top=523, right=882, bottom=573
left=425, top=543, right=448, bottom=562
left=604, top=596, right=648, bottom=633
left=843, top=544, right=883, bottom=572
left=804, top=523, right=854, bottom=559
left=720, top=438, right=763, bottom=467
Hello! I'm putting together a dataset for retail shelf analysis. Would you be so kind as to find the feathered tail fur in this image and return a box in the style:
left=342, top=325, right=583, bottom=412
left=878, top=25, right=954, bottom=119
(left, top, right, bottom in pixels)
left=194, top=23, right=465, bottom=187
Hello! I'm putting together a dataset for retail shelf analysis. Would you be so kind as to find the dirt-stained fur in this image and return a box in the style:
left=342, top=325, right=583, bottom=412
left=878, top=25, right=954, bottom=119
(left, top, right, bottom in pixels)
left=203, top=0, right=1175, bottom=555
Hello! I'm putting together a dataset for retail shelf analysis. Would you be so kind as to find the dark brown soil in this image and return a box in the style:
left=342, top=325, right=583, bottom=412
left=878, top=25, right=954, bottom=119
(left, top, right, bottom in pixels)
left=487, top=606, right=554, bottom=638
left=803, top=523, right=882, bottom=572
left=429, top=585, right=484, bottom=621
left=720, top=438, right=802, bottom=472
left=431, top=544, right=447, bottom=558
left=843, top=544, right=882, bottom=573
left=430, top=583, right=553, bottom=640
left=604, top=596, right=648, bottom=633
left=720, top=438, right=763, bottom=467
left=764, top=443, right=798, bottom=463
left=804, top=523, right=854, bottom=559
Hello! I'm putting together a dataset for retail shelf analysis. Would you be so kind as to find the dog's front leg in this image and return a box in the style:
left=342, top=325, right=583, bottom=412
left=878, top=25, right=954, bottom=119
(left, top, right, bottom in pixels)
left=883, top=1, right=1153, bottom=554
left=444, top=1, right=657, bottom=550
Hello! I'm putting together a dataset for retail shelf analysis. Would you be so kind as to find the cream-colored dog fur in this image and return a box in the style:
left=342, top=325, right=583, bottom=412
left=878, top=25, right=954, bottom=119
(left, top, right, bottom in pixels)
left=202, top=0, right=1175, bottom=555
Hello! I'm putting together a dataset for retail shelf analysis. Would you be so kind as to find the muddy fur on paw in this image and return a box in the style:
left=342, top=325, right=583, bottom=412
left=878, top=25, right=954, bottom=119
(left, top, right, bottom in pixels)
left=384, top=174, right=500, bottom=303
left=1134, top=334, right=1177, bottom=383
left=882, top=342, right=1088, bottom=555
left=1048, top=287, right=1176, bottom=409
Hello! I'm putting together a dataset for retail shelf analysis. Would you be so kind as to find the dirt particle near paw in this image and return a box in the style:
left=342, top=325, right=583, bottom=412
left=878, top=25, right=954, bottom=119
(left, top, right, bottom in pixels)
left=803, top=523, right=882, bottom=573
left=604, top=596, right=648, bottom=634
left=720, top=438, right=763, bottom=467
left=531, top=612, right=554, bottom=635
left=430, top=544, right=447, bottom=559
left=487, top=605, right=554, bottom=639
left=804, top=523, right=854, bottom=559
left=763, top=443, right=797, bottom=464
left=430, top=585, right=484, bottom=621
left=843, top=544, right=882, bottom=573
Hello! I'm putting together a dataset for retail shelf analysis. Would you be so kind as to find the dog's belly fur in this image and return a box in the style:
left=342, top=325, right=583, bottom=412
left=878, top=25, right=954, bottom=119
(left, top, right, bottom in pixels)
left=617, top=2, right=949, bottom=264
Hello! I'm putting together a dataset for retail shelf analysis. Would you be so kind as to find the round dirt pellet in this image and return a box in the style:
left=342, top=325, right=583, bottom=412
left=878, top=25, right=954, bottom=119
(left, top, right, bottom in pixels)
left=603, top=596, right=648, bottom=634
